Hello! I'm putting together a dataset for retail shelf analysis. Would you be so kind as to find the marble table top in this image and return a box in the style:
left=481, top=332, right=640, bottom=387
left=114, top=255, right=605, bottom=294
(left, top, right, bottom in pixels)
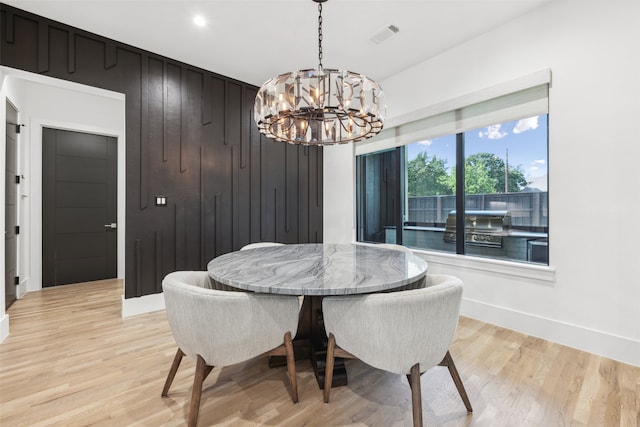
left=207, top=243, right=428, bottom=296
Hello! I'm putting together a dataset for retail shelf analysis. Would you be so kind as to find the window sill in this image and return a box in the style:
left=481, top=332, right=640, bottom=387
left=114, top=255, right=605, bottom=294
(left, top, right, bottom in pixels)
left=355, top=241, right=555, bottom=283
left=414, top=249, right=556, bottom=284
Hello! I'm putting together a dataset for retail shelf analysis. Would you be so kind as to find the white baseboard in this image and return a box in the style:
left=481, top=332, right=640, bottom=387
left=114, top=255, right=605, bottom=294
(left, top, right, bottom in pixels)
left=461, top=298, right=640, bottom=367
left=121, top=292, right=165, bottom=317
left=17, top=277, right=29, bottom=299
left=0, top=314, right=9, bottom=343
left=117, top=292, right=640, bottom=366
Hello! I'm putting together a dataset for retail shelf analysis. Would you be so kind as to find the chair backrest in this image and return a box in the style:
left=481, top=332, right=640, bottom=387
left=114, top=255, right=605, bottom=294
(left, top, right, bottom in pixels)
left=240, top=242, right=284, bottom=250
left=322, top=274, right=463, bottom=375
left=376, top=243, right=413, bottom=253
left=162, top=271, right=300, bottom=367
left=172, top=267, right=238, bottom=292
left=376, top=243, right=427, bottom=290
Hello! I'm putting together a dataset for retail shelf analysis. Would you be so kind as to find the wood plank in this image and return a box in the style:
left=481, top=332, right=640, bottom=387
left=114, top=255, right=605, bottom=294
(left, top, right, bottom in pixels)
left=1, top=280, right=638, bottom=426
left=37, top=21, right=48, bottom=72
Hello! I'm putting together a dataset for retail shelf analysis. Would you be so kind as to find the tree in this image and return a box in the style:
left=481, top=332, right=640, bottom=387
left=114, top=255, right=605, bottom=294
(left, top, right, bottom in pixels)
left=465, top=153, right=527, bottom=193
left=407, top=151, right=528, bottom=197
left=407, top=151, right=453, bottom=196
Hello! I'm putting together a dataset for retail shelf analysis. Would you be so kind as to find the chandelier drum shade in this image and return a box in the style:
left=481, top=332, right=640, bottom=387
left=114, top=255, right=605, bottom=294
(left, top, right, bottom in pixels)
left=254, top=0, right=386, bottom=146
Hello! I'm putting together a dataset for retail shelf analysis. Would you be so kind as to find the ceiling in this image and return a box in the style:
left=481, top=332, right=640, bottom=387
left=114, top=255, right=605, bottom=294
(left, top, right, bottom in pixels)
left=5, top=0, right=553, bottom=87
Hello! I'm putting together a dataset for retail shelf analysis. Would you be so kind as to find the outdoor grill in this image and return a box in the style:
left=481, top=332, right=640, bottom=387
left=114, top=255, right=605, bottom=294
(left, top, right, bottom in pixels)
left=443, top=210, right=512, bottom=248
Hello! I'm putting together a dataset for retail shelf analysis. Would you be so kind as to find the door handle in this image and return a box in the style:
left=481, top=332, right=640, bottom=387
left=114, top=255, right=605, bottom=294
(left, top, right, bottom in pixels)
left=104, top=223, right=117, bottom=229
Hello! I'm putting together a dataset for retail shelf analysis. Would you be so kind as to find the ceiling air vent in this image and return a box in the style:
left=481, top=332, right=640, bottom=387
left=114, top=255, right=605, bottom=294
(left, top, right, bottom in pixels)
left=370, top=25, right=400, bottom=44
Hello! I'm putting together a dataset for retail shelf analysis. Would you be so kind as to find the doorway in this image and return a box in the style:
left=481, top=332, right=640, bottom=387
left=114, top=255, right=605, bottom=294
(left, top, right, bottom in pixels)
left=5, top=101, right=18, bottom=308
left=42, top=128, right=117, bottom=287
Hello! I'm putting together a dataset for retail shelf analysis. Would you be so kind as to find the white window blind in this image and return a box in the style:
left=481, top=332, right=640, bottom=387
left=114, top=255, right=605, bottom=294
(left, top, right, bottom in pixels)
left=356, top=69, right=551, bottom=156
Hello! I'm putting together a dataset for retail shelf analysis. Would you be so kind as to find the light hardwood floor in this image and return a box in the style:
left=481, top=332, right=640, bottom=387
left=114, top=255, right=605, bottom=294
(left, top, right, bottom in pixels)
left=0, top=279, right=638, bottom=426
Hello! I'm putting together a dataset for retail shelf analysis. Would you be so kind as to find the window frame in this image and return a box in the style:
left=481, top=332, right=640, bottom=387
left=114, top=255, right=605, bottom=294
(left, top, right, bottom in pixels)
left=355, top=70, right=552, bottom=273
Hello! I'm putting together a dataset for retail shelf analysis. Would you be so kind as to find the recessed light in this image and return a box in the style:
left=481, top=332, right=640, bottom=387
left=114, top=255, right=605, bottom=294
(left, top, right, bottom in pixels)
left=193, top=15, right=206, bottom=27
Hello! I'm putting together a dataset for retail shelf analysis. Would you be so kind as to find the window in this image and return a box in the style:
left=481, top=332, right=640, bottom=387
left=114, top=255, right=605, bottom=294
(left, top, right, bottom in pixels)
left=356, top=72, right=550, bottom=265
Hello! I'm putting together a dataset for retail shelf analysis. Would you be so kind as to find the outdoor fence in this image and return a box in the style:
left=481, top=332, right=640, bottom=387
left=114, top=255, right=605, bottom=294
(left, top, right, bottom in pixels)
left=407, top=191, right=548, bottom=227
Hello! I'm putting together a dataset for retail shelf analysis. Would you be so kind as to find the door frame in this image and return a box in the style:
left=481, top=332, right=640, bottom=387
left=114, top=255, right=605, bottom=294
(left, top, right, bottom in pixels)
left=41, top=127, right=119, bottom=287
left=32, top=119, right=125, bottom=291
left=4, top=98, right=19, bottom=309
left=2, top=67, right=126, bottom=293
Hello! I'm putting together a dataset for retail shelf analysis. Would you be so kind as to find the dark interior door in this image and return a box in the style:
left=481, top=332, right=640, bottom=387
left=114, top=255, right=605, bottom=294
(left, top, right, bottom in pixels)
left=42, top=128, right=117, bottom=287
left=5, top=101, right=18, bottom=309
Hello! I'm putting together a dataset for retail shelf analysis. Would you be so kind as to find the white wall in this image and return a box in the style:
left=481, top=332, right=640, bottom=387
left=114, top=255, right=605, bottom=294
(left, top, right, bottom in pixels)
left=323, top=143, right=357, bottom=244
left=325, top=0, right=640, bottom=366
left=0, top=67, right=126, bottom=342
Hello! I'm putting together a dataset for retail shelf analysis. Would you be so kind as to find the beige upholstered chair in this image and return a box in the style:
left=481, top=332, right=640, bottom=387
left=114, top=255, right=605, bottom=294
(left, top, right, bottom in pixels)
left=376, top=243, right=413, bottom=253
left=322, top=274, right=472, bottom=427
left=376, top=243, right=425, bottom=289
left=240, top=242, right=284, bottom=250
left=240, top=242, right=304, bottom=306
left=161, top=271, right=301, bottom=427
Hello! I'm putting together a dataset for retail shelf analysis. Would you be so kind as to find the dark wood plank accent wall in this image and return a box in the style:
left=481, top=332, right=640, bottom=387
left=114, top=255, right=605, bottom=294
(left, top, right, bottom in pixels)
left=0, top=3, right=324, bottom=298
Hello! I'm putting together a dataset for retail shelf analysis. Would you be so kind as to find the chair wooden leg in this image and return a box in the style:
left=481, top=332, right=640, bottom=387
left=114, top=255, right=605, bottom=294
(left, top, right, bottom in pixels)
left=441, top=351, right=473, bottom=413
left=162, top=348, right=184, bottom=397
left=283, top=331, right=298, bottom=403
left=409, top=363, right=423, bottom=427
left=203, top=365, right=214, bottom=382
left=323, top=333, right=336, bottom=403
left=188, top=355, right=209, bottom=427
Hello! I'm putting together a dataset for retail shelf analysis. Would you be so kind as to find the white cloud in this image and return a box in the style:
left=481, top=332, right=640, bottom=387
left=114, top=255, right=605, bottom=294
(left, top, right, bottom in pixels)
left=528, top=159, right=546, bottom=176
left=478, top=124, right=507, bottom=139
left=417, top=139, right=432, bottom=146
left=513, top=116, right=539, bottom=134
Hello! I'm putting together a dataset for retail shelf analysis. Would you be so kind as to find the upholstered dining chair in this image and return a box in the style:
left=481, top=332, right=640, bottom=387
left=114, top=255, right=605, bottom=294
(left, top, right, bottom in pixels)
left=240, top=242, right=284, bottom=250
left=322, top=274, right=472, bottom=427
left=375, top=243, right=425, bottom=289
left=240, top=242, right=304, bottom=306
left=376, top=243, right=413, bottom=253
left=161, top=271, right=301, bottom=427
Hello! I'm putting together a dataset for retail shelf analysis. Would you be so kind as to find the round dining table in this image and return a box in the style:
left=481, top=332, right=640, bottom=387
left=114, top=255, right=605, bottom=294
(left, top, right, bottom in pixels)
left=207, top=243, right=428, bottom=388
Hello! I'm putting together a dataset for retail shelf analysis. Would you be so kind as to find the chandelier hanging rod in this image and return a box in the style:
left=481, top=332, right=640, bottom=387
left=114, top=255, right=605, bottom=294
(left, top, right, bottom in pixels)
left=316, top=0, right=325, bottom=70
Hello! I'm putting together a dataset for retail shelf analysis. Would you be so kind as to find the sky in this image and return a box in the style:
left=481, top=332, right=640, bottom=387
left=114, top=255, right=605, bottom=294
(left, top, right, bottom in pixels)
left=406, top=115, right=549, bottom=191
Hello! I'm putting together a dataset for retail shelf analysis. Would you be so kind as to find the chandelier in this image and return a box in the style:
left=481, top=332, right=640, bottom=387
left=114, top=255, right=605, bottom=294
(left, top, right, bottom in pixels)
left=254, top=0, right=386, bottom=145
